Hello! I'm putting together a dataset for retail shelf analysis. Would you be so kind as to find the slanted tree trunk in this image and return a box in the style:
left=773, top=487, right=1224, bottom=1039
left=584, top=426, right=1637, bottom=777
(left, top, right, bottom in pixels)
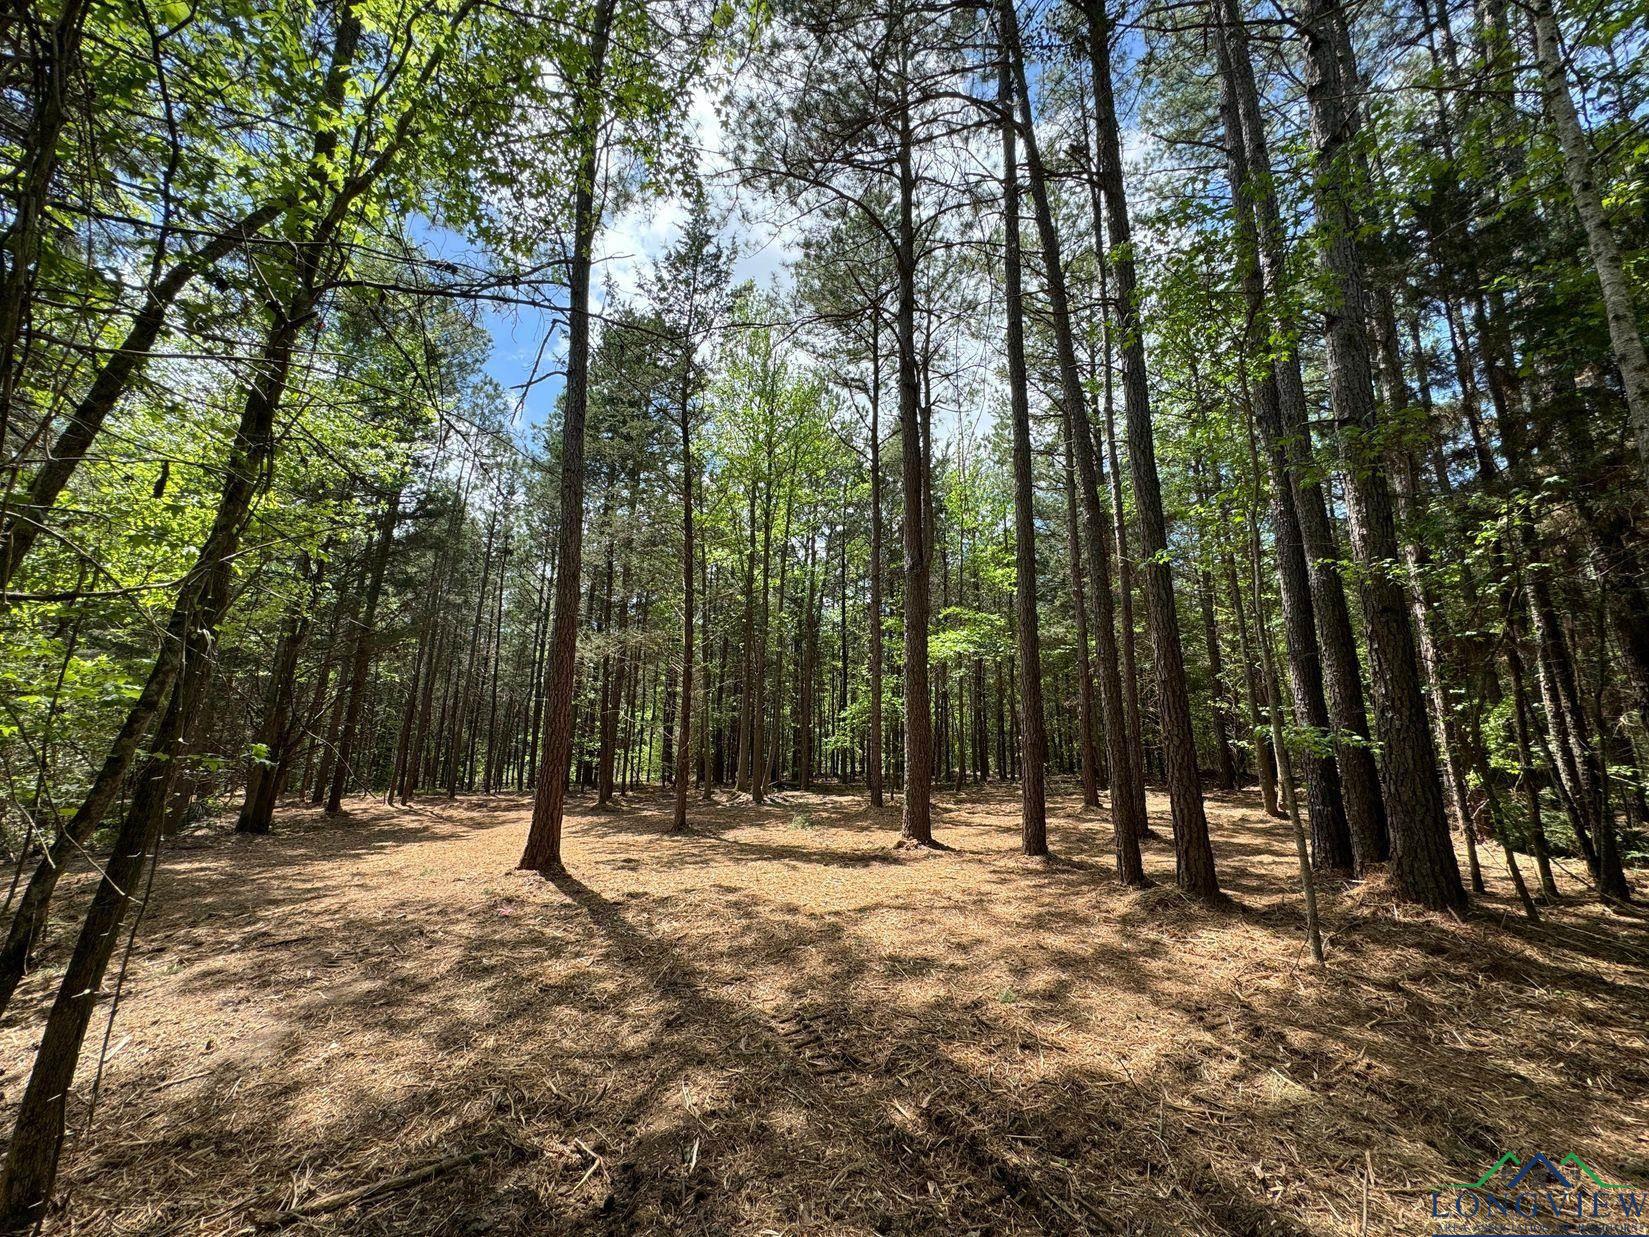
left=0, top=0, right=90, bottom=468
left=1532, top=0, right=1649, bottom=488
left=0, top=627, right=201, bottom=1230
left=0, top=0, right=379, bottom=1020
left=0, top=205, right=282, bottom=592
left=0, top=131, right=335, bottom=1208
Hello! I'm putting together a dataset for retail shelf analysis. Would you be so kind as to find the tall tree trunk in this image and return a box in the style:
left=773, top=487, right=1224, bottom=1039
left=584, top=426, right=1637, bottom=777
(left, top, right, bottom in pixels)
left=1216, top=0, right=1382, bottom=867
left=1199, top=563, right=1238, bottom=791
left=701, top=558, right=715, bottom=796
left=1081, top=0, right=1218, bottom=897
left=867, top=333, right=886, bottom=808
left=1508, top=641, right=1560, bottom=897
left=1532, top=0, right=1649, bottom=487
left=752, top=469, right=776, bottom=803
left=597, top=518, right=621, bottom=806
left=1009, top=0, right=1145, bottom=882
left=800, top=533, right=820, bottom=790
left=998, top=42, right=1048, bottom=856
left=389, top=626, right=428, bottom=804
left=1296, top=0, right=1463, bottom=912
left=1225, top=552, right=1280, bottom=816
left=519, top=0, right=615, bottom=872
left=1061, top=408, right=1103, bottom=808
left=1097, top=261, right=1142, bottom=812
left=237, top=558, right=320, bottom=833
left=313, top=606, right=355, bottom=803
left=483, top=524, right=508, bottom=794
left=737, top=482, right=757, bottom=792
left=1246, top=464, right=1326, bottom=965
left=673, top=393, right=696, bottom=831
left=326, top=494, right=398, bottom=814
left=895, top=28, right=934, bottom=846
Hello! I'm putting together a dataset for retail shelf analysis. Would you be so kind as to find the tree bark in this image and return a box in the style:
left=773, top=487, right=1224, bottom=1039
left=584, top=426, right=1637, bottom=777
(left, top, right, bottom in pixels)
left=1081, top=0, right=1218, bottom=897
left=237, top=558, right=320, bottom=833
left=895, top=23, right=934, bottom=845
left=867, top=328, right=886, bottom=807
left=1216, top=0, right=1382, bottom=868
left=997, top=41, right=1048, bottom=856
left=1011, top=0, right=1146, bottom=882
left=0, top=148, right=322, bottom=1210
left=1061, top=408, right=1103, bottom=808
left=1296, top=0, right=1462, bottom=912
left=519, top=0, right=615, bottom=872
left=0, top=205, right=282, bottom=592
left=326, top=494, right=398, bottom=814
left=1532, top=0, right=1649, bottom=489
left=673, top=384, right=695, bottom=831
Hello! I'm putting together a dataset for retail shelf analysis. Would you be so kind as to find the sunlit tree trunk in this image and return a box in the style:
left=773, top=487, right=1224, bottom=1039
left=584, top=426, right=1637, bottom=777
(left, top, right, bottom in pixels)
left=519, top=0, right=616, bottom=872
left=1532, top=0, right=1649, bottom=488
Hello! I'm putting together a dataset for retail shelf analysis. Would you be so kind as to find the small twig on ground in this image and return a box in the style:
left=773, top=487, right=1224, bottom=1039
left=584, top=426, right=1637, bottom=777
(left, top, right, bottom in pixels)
left=156, top=1068, right=213, bottom=1089
left=253, top=1149, right=488, bottom=1228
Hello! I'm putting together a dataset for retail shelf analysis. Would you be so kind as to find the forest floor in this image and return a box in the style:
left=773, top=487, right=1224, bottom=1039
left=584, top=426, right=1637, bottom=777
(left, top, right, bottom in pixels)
left=2, top=781, right=1647, bottom=1236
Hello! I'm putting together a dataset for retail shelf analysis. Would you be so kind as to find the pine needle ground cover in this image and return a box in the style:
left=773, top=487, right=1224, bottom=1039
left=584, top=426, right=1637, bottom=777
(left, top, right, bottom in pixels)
left=5, top=785, right=1642, bottom=1235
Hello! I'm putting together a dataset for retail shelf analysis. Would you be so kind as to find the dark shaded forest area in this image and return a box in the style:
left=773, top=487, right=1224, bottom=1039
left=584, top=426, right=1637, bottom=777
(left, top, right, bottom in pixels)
left=1, top=0, right=1646, bottom=1228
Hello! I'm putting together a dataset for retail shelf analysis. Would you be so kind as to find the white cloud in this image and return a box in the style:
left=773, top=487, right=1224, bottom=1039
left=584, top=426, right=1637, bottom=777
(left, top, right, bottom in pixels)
left=591, top=85, right=800, bottom=314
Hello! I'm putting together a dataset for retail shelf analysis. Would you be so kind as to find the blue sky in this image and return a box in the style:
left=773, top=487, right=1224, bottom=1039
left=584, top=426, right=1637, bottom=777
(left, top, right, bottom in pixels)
left=410, top=89, right=798, bottom=447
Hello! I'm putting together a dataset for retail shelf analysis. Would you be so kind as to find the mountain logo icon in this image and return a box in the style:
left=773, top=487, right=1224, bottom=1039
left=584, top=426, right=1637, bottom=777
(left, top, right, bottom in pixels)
left=1440, top=1151, right=1629, bottom=1192
left=1505, top=1153, right=1571, bottom=1189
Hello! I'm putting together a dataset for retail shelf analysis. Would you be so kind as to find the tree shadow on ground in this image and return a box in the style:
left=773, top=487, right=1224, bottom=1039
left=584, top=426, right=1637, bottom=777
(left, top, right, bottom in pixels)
left=3, top=780, right=1644, bottom=1235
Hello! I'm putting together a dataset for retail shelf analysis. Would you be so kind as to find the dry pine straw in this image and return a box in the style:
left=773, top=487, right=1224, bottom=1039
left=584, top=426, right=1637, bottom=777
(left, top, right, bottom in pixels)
left=0, top=782, right=1645, bottom=1236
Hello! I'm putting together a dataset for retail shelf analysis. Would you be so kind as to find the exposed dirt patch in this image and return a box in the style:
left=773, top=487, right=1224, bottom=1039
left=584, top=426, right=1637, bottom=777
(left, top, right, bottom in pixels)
left=1, top=782, right=1645, bottom=1234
